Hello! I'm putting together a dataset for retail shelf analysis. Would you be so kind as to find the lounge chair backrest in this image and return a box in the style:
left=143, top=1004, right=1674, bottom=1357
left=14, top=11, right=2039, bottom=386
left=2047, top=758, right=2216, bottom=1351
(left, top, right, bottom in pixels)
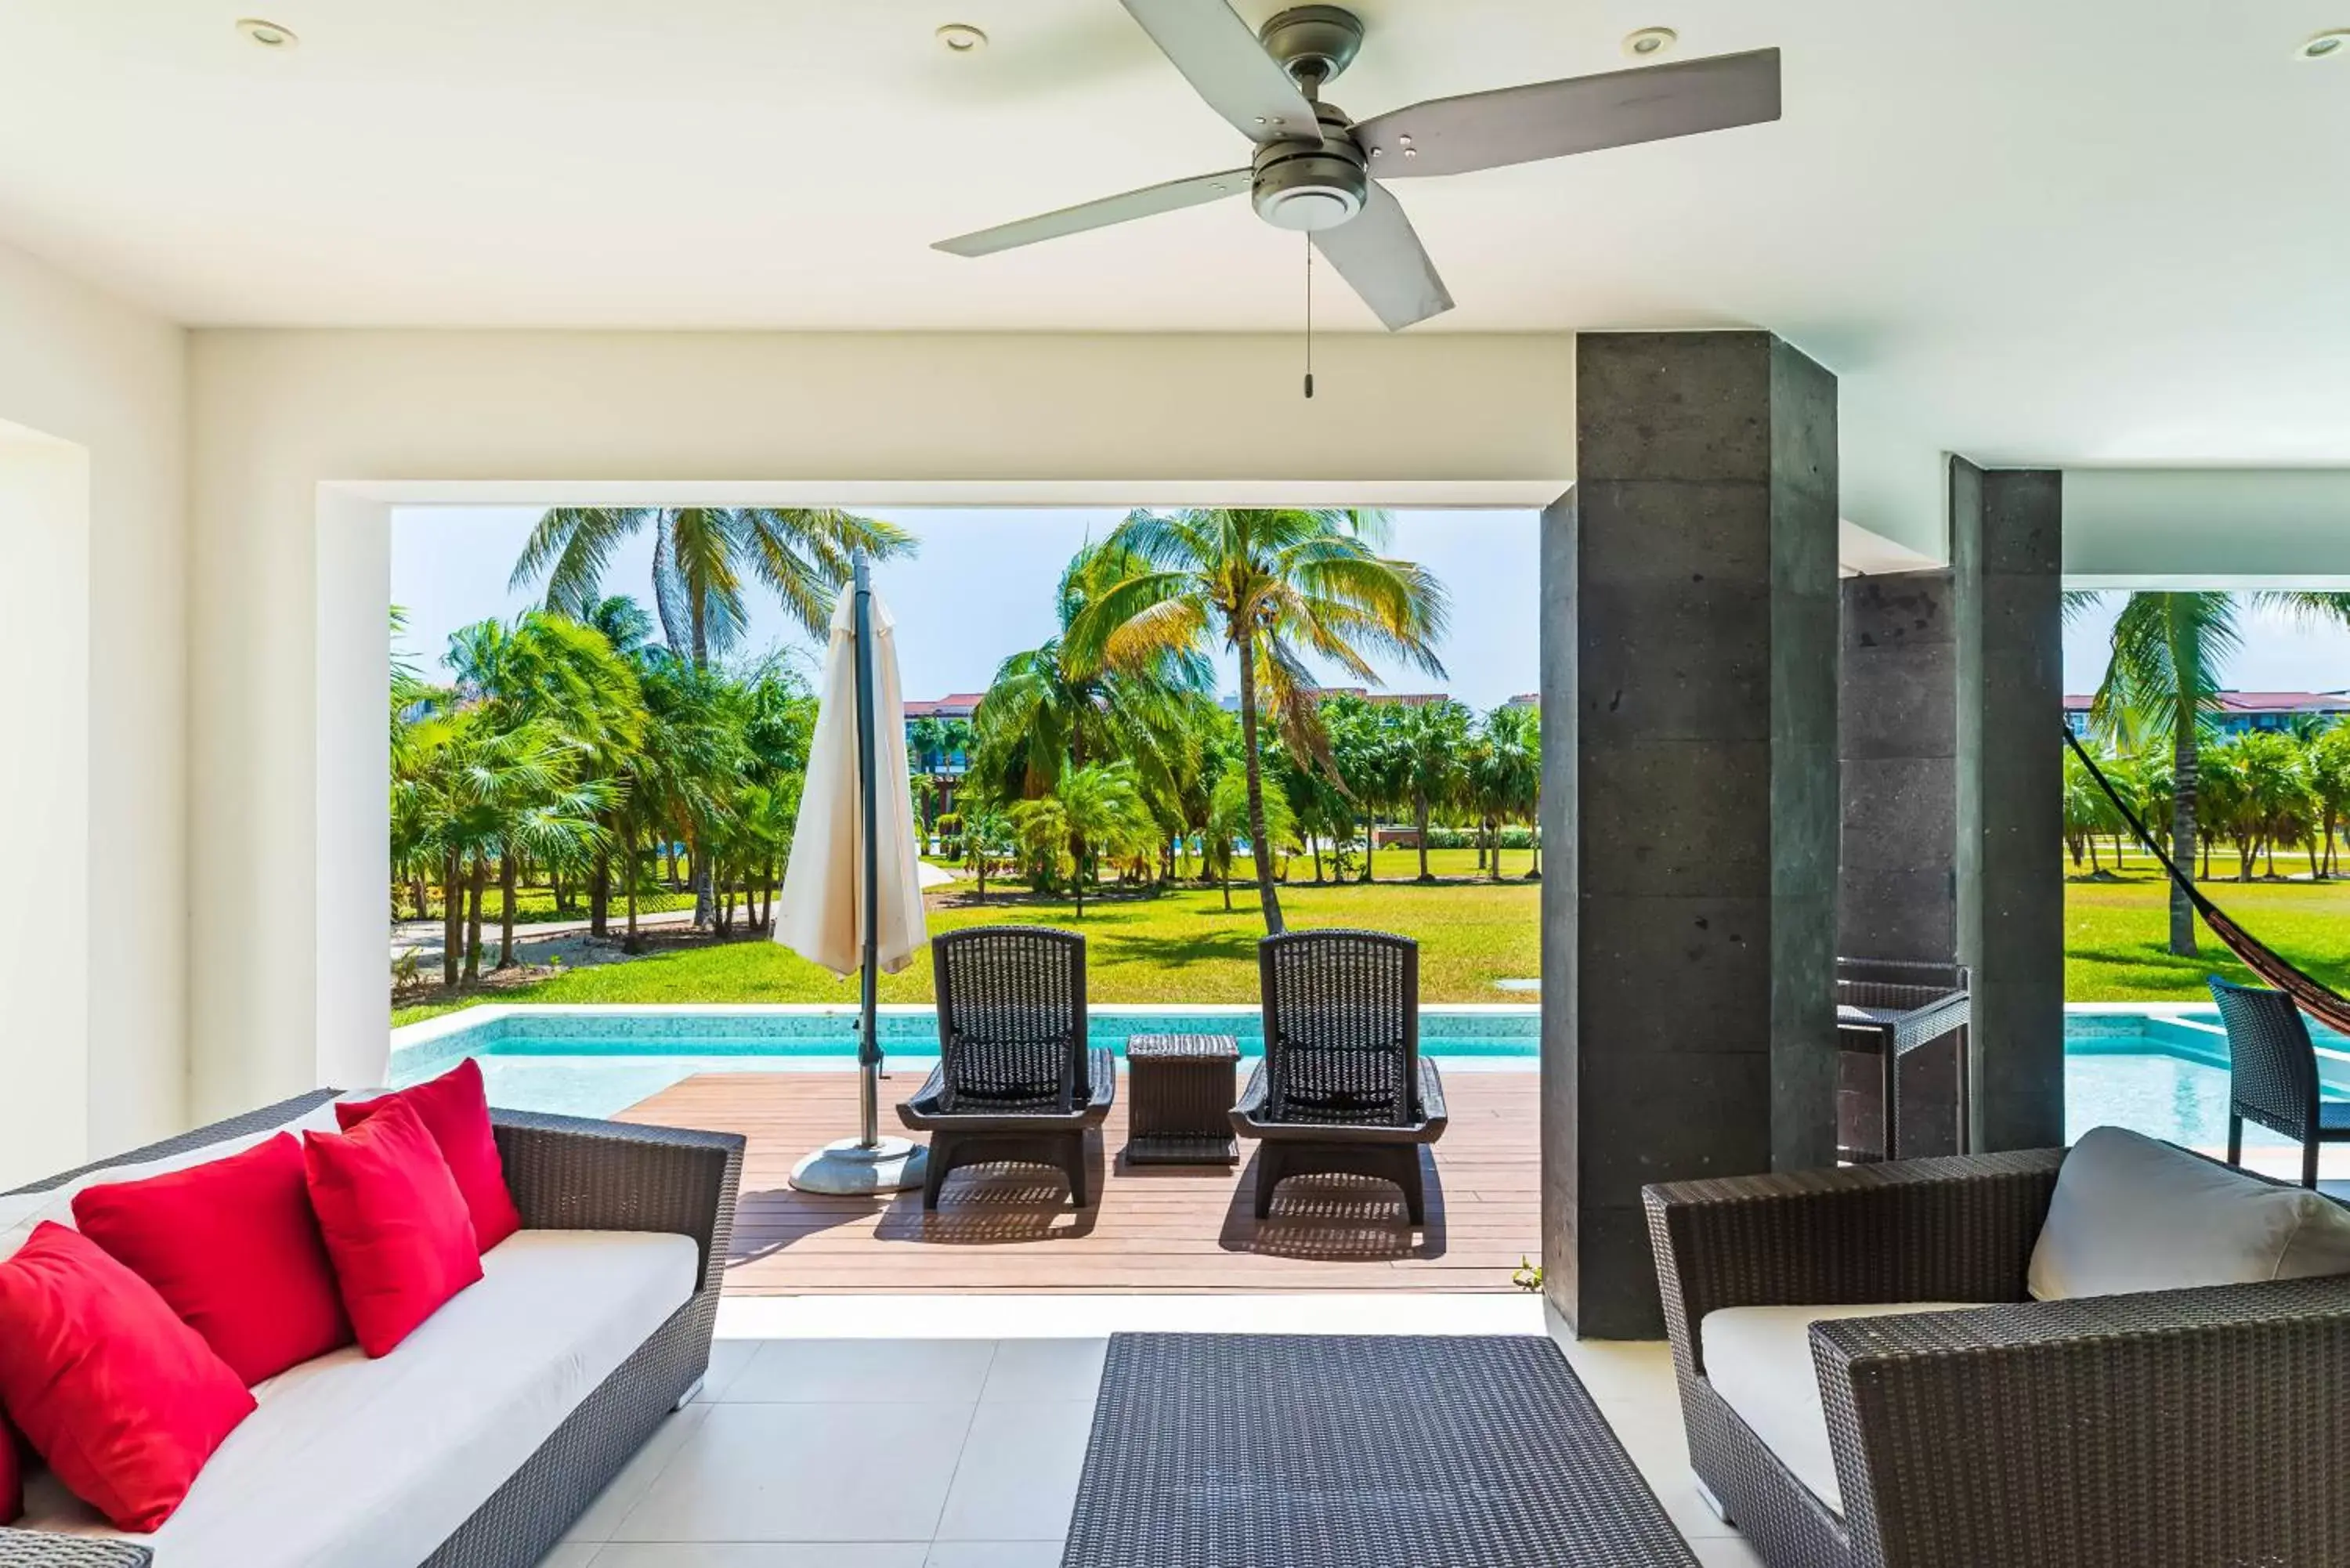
left=1258, top=930, right=1418, bottom=1126
left=933, top=926, right=1089, bottom=1112
left=2211, top=977, right=2321, bottom=1143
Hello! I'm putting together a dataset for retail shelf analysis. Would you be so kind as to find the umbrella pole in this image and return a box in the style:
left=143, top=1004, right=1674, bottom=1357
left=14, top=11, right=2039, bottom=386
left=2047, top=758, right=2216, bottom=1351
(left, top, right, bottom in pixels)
left=786, top=551, right=927, bottom=1197
left=853, top=551, right=882, bottom=1149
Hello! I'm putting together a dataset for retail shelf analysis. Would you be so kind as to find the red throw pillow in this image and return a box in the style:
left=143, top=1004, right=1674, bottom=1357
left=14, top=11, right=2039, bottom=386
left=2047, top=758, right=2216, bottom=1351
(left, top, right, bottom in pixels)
left=0, top=1223, right=255, bottom=1531
left=305, top=1100, right=483, bottom=1356
left=73, top=1133, right=353, bottom=1385
left=337, top=1058, right=521, bottom=1252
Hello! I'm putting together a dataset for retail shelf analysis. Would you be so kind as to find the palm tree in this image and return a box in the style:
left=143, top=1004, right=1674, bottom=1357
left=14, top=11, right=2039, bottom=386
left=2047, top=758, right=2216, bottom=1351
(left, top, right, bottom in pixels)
left=1470, top=703, right=1541, bottom=883
left=958, top=794, right=1011, bottom=904
left=1206, top=765, right=1296, bottom=912
left=441, top=612, right=645, bottom=964
left=394, top=710, right=609, bottom=985
left=1396, top=701, right=1472, bottom=883
left=1011, top=762, right=1155, bottom=917
left=512, top=508, right=916, bottom=664
left=1067, top=508, right=1448, bottom=934
left=2307, top=725, right=2350, bottom=877
left=970, top=543, right=1213, bottom=817
left=2084, top=591, right=2350, bottom=953
left=2061, top=746, right=2111, bottom=876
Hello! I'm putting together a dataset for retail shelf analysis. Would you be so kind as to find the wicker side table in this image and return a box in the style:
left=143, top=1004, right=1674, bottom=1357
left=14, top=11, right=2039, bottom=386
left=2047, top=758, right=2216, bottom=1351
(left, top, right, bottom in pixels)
left=1125, top=1033, right=1242, bottom=1165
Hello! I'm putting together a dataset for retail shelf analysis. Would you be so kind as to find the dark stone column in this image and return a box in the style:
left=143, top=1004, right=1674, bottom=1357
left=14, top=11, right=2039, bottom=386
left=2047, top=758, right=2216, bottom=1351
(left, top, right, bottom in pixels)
left=1952, top=459, right=2066, bottom=1151
left=1838, top=571, right=1965, bottom=1157
left=1542, top=332, right=1840, bottom=1339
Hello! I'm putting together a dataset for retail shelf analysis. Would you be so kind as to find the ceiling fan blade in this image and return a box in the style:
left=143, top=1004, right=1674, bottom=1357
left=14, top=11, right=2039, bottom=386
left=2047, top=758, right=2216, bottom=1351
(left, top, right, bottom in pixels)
left=1311, top=182, right=1454, bottom=332
left=934, top=168, right=1253, bottom=258
left=1117, top=0, right=1319, bottom=144
left=1355, top=48, right=1781, bottom=179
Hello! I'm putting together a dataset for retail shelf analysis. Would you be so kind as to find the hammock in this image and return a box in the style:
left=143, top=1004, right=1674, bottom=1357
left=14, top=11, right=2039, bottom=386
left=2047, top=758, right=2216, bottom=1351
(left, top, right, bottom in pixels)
left=2065, top=726, right=2350, bottom=1038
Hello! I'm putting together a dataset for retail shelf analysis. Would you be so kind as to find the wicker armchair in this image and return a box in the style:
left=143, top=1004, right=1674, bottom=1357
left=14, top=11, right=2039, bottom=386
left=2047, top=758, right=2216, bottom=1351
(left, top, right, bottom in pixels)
left=1230, top=930, right=1447, bottom=1223
left=1643, top=1150, right=2350, bottom=1568
left=896, top=925, right=1114, bottom=1210
left=2210, top=975, right=2350, bottom=1187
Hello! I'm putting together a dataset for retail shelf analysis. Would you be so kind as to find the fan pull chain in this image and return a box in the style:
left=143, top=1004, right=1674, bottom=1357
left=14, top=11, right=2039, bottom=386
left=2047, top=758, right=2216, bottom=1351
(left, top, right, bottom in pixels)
left=1303, top=236, right=1315, bottom=400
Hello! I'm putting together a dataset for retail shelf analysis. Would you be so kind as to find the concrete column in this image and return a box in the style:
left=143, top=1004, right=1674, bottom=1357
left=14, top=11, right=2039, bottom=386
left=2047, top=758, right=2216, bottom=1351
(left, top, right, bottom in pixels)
left=1952, top=459, right=2066, bottom=1151
left=1838, top=570, right=1965, bottom=1157
left=1542, top=331, right=1840, bottom=1339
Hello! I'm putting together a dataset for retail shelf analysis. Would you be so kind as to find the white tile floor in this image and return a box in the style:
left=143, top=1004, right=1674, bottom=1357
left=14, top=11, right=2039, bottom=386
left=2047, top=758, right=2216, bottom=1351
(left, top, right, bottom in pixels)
left=544, top=1296, right=1766, bottom=1568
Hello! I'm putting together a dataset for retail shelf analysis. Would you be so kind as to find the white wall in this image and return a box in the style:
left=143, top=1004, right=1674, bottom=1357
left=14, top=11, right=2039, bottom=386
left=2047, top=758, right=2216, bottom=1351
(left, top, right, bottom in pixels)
left=0, top=239, right=187, bottom=1183
left=185, top=328, right=1579, bottom=1115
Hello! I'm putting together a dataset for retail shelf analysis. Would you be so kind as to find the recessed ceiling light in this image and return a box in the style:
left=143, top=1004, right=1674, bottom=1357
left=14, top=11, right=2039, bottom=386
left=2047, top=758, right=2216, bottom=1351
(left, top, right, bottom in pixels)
left=937, top=23, right=989, bottom=54
left=1623, top=26, right=1678, bottom=60
left=2298, top=28, right=2349, bottom=59
left=236, top=16, right=298, bottom=49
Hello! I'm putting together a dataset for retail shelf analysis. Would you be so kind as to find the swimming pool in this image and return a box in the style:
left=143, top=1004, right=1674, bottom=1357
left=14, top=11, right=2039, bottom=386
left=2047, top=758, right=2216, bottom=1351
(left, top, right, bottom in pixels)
left=388, top=1001, right=2350, bottom=1144
left=389, top=1004, right=1539, bottom=1120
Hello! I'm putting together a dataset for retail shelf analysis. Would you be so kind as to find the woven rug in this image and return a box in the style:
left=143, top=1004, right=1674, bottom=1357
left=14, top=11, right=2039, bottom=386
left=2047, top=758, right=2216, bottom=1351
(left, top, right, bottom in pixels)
left=1061, top=1334, right=1697, bottom=1567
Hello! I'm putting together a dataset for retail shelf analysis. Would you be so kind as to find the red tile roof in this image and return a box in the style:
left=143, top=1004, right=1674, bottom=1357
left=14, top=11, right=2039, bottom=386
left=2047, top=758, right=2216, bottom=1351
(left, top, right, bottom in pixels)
left=2062, top=690, right=2350, bottom=713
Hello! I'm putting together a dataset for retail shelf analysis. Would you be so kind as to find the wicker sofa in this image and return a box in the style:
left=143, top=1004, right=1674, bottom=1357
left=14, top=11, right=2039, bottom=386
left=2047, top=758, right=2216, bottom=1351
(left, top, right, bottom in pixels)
left=0, top=1089, right=743, bottom=1568
left=1644, top=1143, right=2350, bottom=1568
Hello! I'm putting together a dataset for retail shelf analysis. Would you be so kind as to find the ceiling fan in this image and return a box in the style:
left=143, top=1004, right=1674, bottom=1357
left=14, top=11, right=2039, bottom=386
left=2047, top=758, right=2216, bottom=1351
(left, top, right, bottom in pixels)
left=933, top=2, right=1781, bottom=331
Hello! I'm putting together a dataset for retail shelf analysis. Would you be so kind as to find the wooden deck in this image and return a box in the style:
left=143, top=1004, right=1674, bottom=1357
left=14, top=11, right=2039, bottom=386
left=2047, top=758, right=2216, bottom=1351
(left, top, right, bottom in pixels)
left=616, top=1069, right=1540, bottom=1295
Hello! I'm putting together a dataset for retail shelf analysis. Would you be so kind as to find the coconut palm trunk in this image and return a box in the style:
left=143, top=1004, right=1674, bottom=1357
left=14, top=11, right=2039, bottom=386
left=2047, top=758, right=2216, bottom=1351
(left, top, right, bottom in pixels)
left=2171, top=724, right=2200, bottom=955
left=624, top=836, right=643, bottom=953
left=440, top=847, right=465, bottom=988
left=463, top=857, right=488, bottom=982
left=1235, top=627, right=1287, bottom=934
left=589, top=848, right=610, bottom=937
left=497, top=854, right=519, bottom=969
left=1414, top=791, right=1433, bottom=882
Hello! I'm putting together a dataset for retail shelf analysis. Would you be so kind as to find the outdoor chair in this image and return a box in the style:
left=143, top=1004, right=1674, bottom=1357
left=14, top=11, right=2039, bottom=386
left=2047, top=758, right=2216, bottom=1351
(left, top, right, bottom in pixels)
left=896, top=925, right=1114, bottom=1210
left=1646, top=1132, right=2350, bottom=1568
left=2210, top=975, right=2350, bottom=1187
left=1231, top=929, right=1448, bottom=1223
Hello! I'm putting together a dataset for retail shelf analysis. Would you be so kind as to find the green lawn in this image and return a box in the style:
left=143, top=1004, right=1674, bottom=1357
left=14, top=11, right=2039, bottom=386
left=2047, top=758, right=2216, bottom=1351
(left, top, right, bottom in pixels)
left=396, top=845, right=2350, bottom=1023
left=392, top=846, right=1540, bottom=1026
left=395, top=883, right=694, bottom=925
left=2066, top=862, right=2350, bottom=1001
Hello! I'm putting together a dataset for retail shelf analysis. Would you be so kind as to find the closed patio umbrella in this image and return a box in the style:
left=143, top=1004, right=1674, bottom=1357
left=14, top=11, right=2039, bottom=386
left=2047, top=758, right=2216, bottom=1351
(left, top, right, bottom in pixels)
left=776, top=554, right=929, bottom=1194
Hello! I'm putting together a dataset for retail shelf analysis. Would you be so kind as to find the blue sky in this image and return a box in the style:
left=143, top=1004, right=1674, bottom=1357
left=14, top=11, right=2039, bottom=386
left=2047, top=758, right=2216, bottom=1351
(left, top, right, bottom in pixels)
left=390, top=506, right=1543, bottom=711
left=2062, top=593, right=2350, bottom=697
left=389, top=508, right=2350, bottom=706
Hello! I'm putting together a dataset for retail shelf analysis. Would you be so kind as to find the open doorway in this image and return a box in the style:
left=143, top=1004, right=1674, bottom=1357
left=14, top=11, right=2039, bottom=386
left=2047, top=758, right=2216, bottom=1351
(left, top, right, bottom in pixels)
left=383, top=502, right=1543, bottom=1293
left=2060, top=585, right=2350, bottom=1188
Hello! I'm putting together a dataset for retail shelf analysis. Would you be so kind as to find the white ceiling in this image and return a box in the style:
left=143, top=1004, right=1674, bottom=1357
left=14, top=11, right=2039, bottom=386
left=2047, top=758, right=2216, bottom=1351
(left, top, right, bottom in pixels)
left=2, top=0, right=2348, bottom=467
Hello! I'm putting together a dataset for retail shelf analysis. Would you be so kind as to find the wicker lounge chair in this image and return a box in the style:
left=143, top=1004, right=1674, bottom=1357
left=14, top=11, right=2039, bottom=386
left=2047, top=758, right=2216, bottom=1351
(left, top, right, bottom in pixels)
left=896, top=925, right=1114, bottom=1210
left=2210, top=975, right=2350, bottom=1187
left=1230, top=929, right=1448, bottom=1223
left=1645, top=1145, right=2350, bottom=1568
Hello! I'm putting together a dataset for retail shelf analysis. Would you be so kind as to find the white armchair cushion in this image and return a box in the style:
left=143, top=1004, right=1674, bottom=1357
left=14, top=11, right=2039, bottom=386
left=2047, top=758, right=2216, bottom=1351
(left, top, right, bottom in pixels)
left=1701, top=1301, right=1990, bottom=1516
left=2027, top=1125, right=2350, bottom=1300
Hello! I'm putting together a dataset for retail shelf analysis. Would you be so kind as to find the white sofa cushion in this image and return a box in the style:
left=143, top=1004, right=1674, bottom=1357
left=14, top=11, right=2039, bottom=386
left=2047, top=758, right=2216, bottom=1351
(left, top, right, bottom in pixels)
left=2028, top=1125, right=2350, bottom=1300
left=21, top=1228, right=698, bottom=1568
left=1701, top=1301, right=1993, bottom=1516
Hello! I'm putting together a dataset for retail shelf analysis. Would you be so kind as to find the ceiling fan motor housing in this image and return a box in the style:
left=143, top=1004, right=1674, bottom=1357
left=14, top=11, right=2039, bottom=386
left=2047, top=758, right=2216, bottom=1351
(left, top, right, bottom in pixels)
left=1251, top=103, right=1366, bottom=231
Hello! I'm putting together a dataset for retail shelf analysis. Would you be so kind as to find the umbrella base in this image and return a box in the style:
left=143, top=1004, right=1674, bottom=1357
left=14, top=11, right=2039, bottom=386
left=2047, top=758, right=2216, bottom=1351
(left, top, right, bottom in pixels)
left=789, top=1136, right=929, bottom=1195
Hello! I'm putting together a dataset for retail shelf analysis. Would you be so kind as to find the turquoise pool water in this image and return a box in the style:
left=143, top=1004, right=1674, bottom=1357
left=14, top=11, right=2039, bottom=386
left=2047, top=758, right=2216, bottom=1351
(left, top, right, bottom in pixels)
left=389, top=1003, right=2350, bottom=1143
left=389, top=1006, right=1538, bottom=1119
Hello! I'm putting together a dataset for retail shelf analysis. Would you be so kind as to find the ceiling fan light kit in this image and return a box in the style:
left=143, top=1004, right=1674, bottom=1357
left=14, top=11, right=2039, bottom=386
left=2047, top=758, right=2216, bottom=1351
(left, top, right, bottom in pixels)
left=934, top=0, right=1779, bottom=338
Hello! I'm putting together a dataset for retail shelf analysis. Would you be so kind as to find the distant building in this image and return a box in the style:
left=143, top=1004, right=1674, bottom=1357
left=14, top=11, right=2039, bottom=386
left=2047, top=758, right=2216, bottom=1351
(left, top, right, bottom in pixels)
left=901, top=695, right=982, bottom=822
left=2062, top=690, right=2350, bottom=739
